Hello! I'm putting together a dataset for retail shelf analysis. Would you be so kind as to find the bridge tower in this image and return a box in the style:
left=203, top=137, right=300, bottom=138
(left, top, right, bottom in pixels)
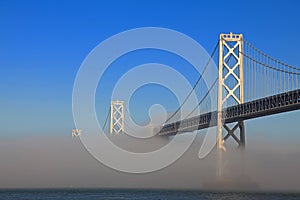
left=217, top=32, right=245, bottom=153
left=110, top=100, right=125, bottom=134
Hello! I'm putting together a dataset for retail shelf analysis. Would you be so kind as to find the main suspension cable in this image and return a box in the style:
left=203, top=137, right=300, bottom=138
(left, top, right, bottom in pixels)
left=164, top=40, right=219, bottom=123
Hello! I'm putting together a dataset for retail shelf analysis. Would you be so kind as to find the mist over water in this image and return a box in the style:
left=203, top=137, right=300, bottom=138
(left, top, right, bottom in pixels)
left=1, top=130, right=300, bottom=192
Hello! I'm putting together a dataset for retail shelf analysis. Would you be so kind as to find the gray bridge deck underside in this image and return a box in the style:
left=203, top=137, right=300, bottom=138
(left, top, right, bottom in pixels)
left=158, top=89, right=300, bottom=136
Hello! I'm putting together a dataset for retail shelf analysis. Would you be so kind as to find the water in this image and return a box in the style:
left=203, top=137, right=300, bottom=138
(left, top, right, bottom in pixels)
left=0, top=189, right=299, bottom=200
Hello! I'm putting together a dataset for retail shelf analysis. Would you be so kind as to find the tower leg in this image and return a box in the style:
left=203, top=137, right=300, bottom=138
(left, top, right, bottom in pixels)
left=239, top=121, right=245, bottom=149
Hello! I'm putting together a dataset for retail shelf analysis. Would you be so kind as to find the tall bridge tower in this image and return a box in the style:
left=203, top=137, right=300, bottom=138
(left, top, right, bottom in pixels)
left=110, top=100, right=125, bottom=134
left=217, top=32, right=245, bottom=152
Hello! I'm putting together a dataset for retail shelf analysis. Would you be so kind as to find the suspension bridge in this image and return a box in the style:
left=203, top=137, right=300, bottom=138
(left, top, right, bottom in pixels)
left=106, top=32, right=300, bottom=150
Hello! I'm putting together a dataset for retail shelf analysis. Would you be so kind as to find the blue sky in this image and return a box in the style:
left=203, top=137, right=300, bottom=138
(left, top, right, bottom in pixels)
left=1, top=0, right=300, bottom=137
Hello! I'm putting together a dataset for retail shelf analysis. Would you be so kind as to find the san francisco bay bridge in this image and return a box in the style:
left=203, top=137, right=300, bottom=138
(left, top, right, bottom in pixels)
left=156, top=33, right=300, bottom=152
left=82, top=32, right=300, bottom=153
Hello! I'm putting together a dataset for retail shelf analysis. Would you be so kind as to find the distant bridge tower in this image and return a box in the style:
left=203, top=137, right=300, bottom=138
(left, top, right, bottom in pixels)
left=110, top=100, right=125, bottom=134
left=217, top=32, right=245, bottom=152
left=72, top=129, right=82, bottom=138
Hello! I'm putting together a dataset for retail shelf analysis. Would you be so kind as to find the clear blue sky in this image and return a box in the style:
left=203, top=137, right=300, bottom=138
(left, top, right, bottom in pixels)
left=1, top=0, right=300, bottom=137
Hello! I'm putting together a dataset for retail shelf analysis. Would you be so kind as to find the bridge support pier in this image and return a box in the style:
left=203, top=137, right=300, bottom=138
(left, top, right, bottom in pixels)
left=217, top=32, right=244, bottom=177
left=217, top=32, right=244, bottom=150
left=110, top=100, right=125, bottom=134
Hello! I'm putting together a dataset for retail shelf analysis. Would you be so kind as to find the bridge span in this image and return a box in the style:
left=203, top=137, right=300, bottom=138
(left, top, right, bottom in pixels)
left=158, top=89, right=300, bottom=136
left=106, top=32, right=300, bottom=151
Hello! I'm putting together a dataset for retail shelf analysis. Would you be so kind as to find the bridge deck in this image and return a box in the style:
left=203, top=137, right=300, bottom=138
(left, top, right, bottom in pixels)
left=158, top=89, right=300, bottom=136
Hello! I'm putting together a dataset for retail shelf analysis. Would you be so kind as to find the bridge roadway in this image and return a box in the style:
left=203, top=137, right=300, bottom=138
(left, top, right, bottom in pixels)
left=157, top=89, right=300, bottom=136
